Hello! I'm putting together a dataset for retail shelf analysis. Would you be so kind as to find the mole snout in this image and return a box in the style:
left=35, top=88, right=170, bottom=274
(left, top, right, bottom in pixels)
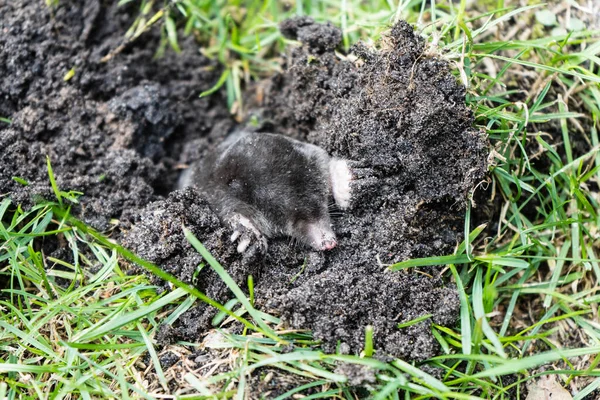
left=305, top=221, right=337, bottom=251
left=322, top=239, right=337, bottom=251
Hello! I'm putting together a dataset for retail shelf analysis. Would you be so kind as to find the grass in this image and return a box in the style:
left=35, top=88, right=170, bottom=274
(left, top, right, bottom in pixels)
left=3, top=0, right=600, bottom=398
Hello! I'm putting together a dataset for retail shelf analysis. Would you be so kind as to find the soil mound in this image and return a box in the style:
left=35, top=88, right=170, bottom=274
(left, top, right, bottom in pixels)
left=250, top=17, right=487, bottom=358
left=0, top=2, right=488, bottom=360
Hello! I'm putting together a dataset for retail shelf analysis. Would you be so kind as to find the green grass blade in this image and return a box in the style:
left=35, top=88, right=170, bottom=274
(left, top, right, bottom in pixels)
left=183, top=226, right=280, bottom=341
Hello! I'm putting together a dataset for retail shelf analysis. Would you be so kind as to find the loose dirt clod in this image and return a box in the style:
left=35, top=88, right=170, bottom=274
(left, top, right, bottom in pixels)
left=0, top=2, right=488, bottom=362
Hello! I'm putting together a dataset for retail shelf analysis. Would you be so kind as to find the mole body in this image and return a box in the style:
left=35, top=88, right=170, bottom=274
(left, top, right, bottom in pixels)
left=179, top=131, right=352, bottom=253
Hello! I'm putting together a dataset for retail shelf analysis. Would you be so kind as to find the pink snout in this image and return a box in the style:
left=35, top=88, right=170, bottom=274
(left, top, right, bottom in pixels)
left=305, top=221, right=337, bottom=251
left=321, top=239, right=337, bottom=251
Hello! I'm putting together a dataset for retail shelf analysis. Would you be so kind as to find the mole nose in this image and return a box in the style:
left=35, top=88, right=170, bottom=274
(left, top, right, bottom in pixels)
left=322, top=239, right=337, bottom=250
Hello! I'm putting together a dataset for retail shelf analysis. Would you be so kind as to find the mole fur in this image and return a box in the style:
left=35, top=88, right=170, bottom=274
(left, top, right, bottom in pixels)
left=180, top=131, right=351, bottom=253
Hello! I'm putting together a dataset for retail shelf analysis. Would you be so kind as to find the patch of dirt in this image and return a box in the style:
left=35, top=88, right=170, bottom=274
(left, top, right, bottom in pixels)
left=127, top=18, right=486, bottom=359
left=123, top=188, right=262, bottom=335
left=248, top=17, right=487, bottom=358
left=0, top=1, right=488, bottom=367
left=244, top=368, right=323, bottom=398
left=0, top=0, right=230, bottom=229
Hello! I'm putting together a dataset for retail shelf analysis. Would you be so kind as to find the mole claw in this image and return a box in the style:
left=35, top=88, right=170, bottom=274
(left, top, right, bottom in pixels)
left=228, top=214, right=267, bottom=257
left=237, top=237, right=251, bottom=253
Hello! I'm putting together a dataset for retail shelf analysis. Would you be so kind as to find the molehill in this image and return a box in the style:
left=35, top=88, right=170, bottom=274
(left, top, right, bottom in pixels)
left=0, top=2, right=488, bottom=361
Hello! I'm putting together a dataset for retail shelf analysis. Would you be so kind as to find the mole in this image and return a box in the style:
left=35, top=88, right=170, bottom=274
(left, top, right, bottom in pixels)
left=178, top=131, right=353, bottom=254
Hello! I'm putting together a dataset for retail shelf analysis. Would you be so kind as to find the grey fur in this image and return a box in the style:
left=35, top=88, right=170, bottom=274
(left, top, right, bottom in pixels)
left=180, top=131, right=350, bottom=252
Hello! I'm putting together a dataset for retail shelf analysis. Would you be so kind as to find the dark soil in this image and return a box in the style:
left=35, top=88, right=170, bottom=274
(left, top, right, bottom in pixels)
left=0, top=0, right=488, bottom=388
left=244, top=17, right=487, bottom=359
left=0, top=0, right=230, bottom=229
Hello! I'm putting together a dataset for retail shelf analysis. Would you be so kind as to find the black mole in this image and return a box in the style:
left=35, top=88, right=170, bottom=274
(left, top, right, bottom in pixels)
left=179, top=131, right=352, bottom=254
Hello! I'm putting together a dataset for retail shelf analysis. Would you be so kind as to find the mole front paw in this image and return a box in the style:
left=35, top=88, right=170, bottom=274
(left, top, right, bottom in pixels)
left=329, top=159, right=353, bottom=210
left=334, top=160, right=378, bottom=210
left=229, top=214, right=268, bottom=256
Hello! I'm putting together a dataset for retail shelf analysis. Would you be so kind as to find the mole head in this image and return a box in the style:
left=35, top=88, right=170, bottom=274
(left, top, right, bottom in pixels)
left=292, top=211, right=337, bottom=251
